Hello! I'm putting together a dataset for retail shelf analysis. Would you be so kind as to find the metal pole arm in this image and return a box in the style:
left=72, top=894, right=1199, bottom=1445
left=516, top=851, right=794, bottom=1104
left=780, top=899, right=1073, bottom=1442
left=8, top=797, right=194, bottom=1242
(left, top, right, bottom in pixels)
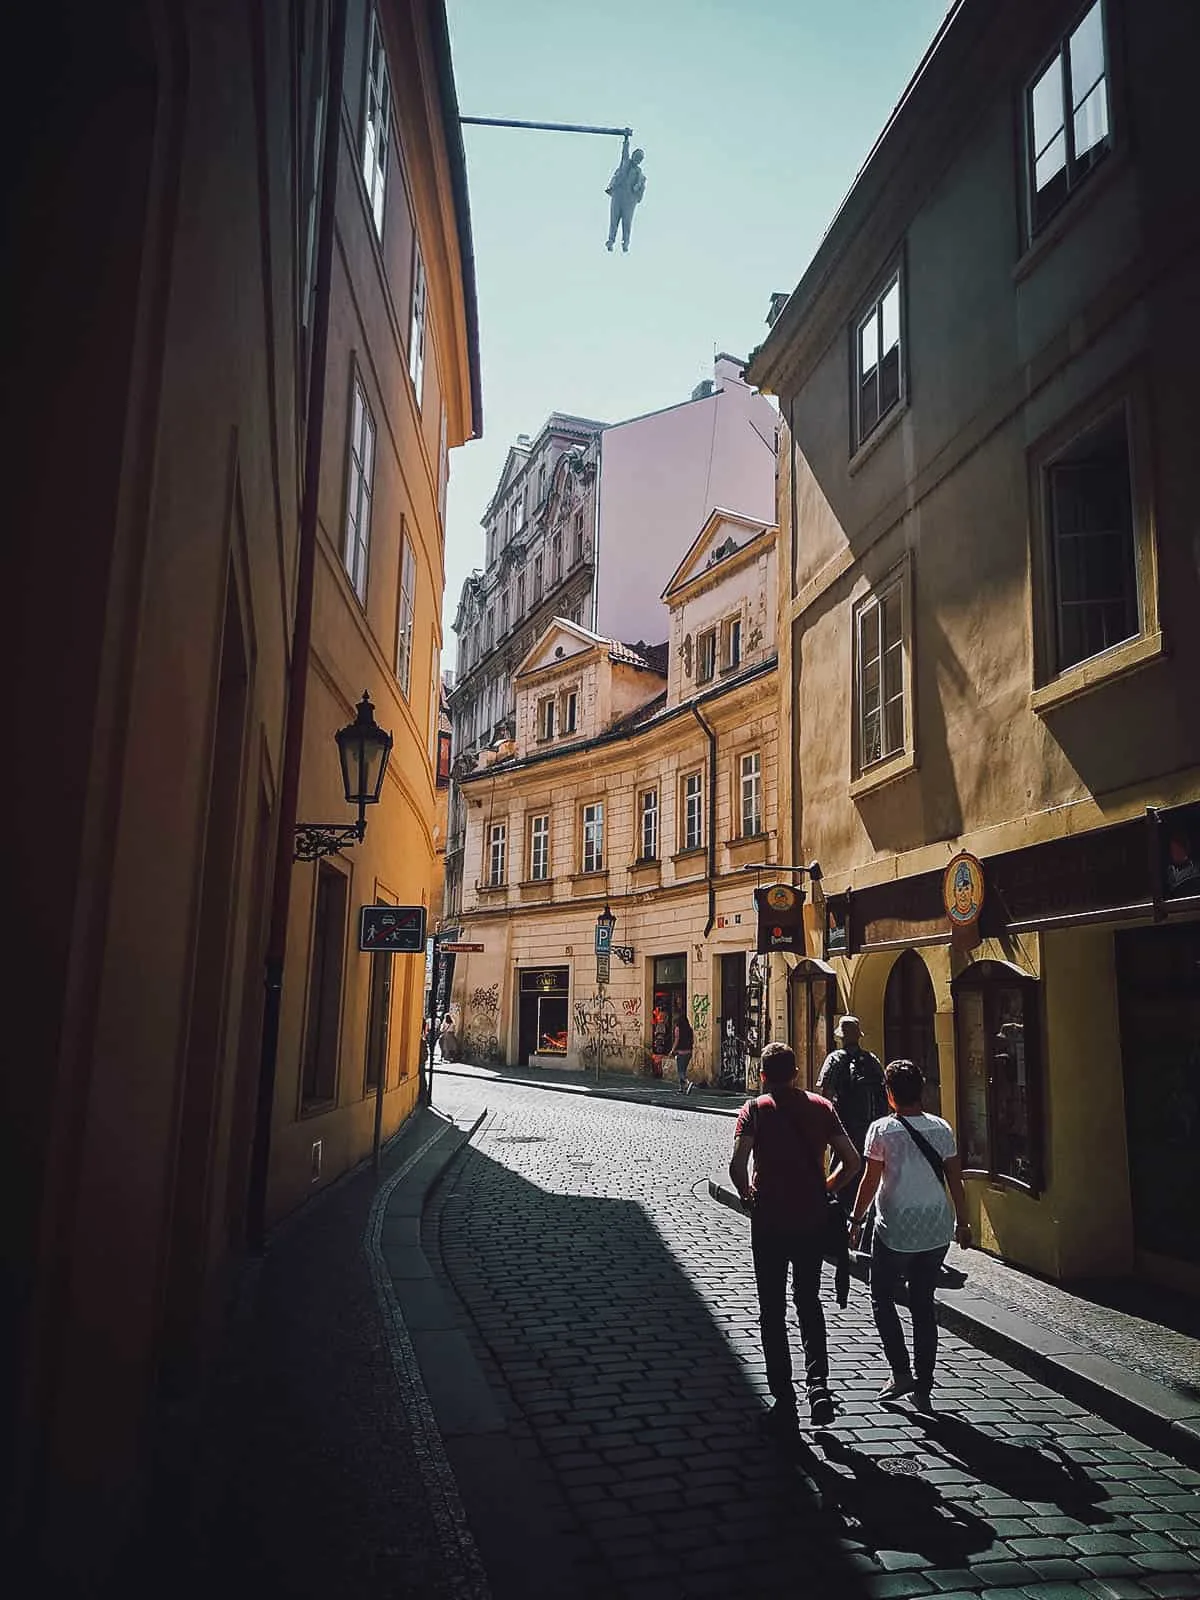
left=461, top=116, right=632, bottom=139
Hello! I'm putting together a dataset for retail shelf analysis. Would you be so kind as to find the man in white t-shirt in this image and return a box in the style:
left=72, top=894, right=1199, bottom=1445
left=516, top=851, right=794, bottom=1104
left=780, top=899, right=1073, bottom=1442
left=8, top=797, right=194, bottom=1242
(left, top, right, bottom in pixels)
left=848, top=1058, right=971, bottom=1411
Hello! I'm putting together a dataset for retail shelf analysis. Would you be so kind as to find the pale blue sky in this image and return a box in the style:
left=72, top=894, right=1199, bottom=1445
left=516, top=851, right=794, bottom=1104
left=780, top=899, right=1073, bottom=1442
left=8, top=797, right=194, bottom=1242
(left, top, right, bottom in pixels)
left=441, top=0, right=950, bottom=642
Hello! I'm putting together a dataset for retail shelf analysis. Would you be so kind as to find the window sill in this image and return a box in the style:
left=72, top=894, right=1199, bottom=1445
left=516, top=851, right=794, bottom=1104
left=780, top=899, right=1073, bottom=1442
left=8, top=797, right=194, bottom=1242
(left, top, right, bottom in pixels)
left=475, top=881, right=508, bottom=895
left=1012, top=145, right=1127, bottom=286
left=849, top=746, right=917, bottom=800
left=725, top=831, right=771, bottom=858
left=848, top=397, right=908, bottom=476
left=629, top=858, right=661, bottom=883
left=963, top=1168, right=1041, bottom=1200
left=1030, top=629, right=1165, bottom=715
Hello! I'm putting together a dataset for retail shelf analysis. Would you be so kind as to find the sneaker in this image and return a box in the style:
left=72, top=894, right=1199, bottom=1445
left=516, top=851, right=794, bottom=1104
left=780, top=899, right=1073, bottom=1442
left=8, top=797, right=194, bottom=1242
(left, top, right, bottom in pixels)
left=878, top=1374, right=916, bottom=1402
left=758, top=1401, right=799, bottom=1438
left=808, top=1386, right=835, bottom=1427
left=912, top=1388, right=934, bottom=1414
left=685, top=1080, right=694, bottom=1095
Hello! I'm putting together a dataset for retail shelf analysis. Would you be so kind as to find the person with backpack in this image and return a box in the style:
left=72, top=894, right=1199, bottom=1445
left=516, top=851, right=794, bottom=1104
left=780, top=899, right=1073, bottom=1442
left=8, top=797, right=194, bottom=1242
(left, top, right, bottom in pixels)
left=670, top=1010, right=694, bottom=1093
left=817, top=1016, right=888, bottom=1216
left=848, top=1058, right=972, bottom=1412
left=729, top=1042, right=862, bottom=1434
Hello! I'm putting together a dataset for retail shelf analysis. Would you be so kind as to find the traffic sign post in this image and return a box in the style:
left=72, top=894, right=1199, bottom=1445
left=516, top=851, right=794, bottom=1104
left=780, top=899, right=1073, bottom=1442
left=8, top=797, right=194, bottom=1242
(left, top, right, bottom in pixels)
left=360, top=904, right=426, bottom=952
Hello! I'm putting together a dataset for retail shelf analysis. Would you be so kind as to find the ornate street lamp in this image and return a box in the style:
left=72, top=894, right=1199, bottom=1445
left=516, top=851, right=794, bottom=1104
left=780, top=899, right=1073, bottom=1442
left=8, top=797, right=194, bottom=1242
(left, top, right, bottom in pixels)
left=596, top=903, right=617, bottom=946
left=294, top=691, right=393, bottom=860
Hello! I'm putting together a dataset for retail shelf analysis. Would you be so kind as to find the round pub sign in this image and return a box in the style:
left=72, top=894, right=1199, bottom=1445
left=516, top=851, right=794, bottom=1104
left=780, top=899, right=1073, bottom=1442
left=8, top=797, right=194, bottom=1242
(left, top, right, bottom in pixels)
left=943, top=851, right=984, bottom=929
left=763, top=884, right=798, bottom=913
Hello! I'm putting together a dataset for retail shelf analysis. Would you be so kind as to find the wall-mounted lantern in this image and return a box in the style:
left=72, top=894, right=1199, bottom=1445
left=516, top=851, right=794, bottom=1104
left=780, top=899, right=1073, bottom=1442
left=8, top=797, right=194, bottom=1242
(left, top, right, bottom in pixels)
left=294, top=691, right=393, bottom=861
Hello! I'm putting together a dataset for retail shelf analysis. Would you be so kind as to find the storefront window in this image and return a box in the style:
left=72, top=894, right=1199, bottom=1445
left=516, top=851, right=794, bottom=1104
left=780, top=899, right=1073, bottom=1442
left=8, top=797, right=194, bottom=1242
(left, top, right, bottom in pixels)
left=652, top=954, right=688, bottom=1057
left=953, top=962, right=1042, bottom=1193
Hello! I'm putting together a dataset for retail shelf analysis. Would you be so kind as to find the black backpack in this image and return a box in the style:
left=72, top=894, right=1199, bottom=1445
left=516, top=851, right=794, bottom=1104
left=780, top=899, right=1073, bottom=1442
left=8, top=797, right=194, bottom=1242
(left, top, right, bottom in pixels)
left=676, top=1016, right=694, bottom=1050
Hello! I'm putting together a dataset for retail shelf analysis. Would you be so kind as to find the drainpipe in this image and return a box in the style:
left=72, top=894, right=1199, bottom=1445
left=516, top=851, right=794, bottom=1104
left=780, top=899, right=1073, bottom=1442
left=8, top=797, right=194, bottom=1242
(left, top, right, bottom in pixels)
left=690, top=704, right=718, bottom=936
left=246, top=0, right=347, bottom=1252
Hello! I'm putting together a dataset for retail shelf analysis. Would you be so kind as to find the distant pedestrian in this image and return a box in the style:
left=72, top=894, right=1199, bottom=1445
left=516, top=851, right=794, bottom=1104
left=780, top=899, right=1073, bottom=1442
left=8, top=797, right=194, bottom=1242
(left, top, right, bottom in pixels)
left=729, top=1042, right=862, bottom=1434
left=670, top=1011, right=694, bottom=1093
left=817, top=1016, right=888, bottom=1216
left=848, top=1059, right=972, bottom=1412
left=438, top=1012, right=458, bottom=1064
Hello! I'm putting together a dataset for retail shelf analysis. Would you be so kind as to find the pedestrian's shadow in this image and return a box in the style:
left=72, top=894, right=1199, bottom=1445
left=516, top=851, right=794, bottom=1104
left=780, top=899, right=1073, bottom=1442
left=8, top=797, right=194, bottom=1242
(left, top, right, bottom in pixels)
left=782, top=1430, right=995, bottom=1565
left=907, top=1411, right=1110, bottom=1524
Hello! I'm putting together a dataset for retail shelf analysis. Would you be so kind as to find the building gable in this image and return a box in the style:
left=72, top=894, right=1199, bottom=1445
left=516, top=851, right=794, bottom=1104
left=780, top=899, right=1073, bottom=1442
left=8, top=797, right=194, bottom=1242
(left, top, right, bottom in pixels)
left=661, top=509, right=776, bottom=604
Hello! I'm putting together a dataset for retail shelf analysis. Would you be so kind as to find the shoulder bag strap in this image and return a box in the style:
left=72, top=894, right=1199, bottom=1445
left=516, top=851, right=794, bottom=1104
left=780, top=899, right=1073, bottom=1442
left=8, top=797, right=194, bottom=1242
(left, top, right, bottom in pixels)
left=896, top=1115, right=946, bottom=1186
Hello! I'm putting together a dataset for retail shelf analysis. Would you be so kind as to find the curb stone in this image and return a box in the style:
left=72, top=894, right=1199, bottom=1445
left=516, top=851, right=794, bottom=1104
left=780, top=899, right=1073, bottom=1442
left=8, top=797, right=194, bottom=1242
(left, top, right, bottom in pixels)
left=707, top=1174, right=1200, bottom=1470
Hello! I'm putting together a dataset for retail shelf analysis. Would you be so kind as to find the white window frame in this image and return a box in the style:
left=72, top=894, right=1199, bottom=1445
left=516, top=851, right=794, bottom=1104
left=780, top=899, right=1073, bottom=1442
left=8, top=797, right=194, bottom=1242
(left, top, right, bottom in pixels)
left=344, top=373, right=375, bottom=604
left=639, top=788, right=659, bottom=862
left=488, top=822, right=506, bottom=887
left=582, top=801, right=604, bottom=874
left=681, top=770, right=704, bottom=852
left=696, top=629, right=717, bottom=685
left=537, top=695, right=556, bottom=742
left=740, top=751, right=762, bottom=838
left=561, top=688, right=578, bottom=735
left=855, top=570, right=907, bottom=772
left=361, top=9, right=391, bottom=237
left=855, top=269, right=903, bottom=449
left=396, top=525, right=416, bottom=694
left=721, top=615, right=742, bottom=672
left=408, top=242, right=427, bottom=404
left=529, top=813, right=550, bottom=882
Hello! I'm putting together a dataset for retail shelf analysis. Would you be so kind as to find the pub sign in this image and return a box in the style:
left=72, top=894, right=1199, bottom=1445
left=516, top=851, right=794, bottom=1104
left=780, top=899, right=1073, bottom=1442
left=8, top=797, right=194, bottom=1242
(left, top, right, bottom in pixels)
left=754, top=883, right=805, bottom=954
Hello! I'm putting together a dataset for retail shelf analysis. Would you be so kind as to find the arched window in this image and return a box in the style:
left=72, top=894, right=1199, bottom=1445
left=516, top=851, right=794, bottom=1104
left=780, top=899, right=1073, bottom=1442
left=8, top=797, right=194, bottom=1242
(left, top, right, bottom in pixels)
left=883, top=950, right=940, bottom=1114
left=952, top=960, right=1043, bottom=1194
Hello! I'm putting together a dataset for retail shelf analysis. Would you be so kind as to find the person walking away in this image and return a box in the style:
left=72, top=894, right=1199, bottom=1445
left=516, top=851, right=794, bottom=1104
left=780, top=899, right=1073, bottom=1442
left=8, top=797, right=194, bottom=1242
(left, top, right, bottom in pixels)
left=848, top=1059, right=971, bottom=1412
left=670, top=1010, right=694, bottom=1093
left=817, top=1016, right=888, bottom=1217
left=729, top=1042, right=862, bottom=1433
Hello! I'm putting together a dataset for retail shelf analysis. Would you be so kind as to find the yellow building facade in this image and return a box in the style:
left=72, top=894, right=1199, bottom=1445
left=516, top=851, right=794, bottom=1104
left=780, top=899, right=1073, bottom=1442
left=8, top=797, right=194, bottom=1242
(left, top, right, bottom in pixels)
left=750, top=0, right=1200, bottom=1292
left=450, top=513, right=782, bottom=1084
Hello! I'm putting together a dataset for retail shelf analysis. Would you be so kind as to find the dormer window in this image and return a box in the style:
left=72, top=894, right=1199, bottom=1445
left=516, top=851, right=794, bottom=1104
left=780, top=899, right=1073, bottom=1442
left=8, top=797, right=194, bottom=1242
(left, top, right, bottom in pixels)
left=561, top=689, right=578, bottom=735
left=721, top=616, right=742, bottom=671
left=537, top=695, right=556, bottom=742
left=697, top=629, right=717, bottom=685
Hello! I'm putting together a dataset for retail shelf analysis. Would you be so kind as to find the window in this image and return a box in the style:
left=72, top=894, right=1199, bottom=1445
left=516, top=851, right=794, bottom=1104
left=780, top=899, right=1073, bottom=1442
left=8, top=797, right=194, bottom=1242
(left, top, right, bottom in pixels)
left=740, top=751, right=762, bottom=837
left=488, top=822, right=506, bottom=887
left=856, top=271, right=902, bottom=446
left=953, top=962, right=1042, bottom=1192
left=498, top=588, right=508, bottom=638
left=856, top=574, right=905, bottom=768
left=344, top=375, right=375, bottom=603
left=537, top=695, right=556, bottom=742
left=532, top=555, right=544, bottom=603
left=538, top=462, right=548, bottom=504
left=721, top=616, right=742, bottom=672
left=572, top=509, right=585, bottom=562
left=696, top=629, right=717, bottom=685
left=1045, top=407, right=1138, bottom=674
left=513, top=493, right=525, bottom=536
left=438, top=403, right=449, bottom=523
left=561, top=689, right=578, bottom=735
left=395, top=528, right=416, bottom=694
left=515, top=571, right=525, bottom=617
left=1026, top=0, right=1110, bottom=237
left=408, top=243, right=427, bottom=403
left=551, top=531, right=562, bottom=583
left=302, top=861, right=348, bottom=1107
left=484, top=607, right=494, bottom=652
left=639, top=789, right=659, bottom=861
left=361, top=10, right=391, bottom=236
left=529, top=813, right=550, bottom=881
left=681, top=770, right=704, bottom=851
left=582, top=801, right=604, bottom=873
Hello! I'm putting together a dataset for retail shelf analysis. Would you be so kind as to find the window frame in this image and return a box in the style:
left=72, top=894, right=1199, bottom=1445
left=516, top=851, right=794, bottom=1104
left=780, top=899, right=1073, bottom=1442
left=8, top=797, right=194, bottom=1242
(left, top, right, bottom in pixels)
left=696, top=628, right=717, bottom=686
left=852, top=265, right=904, bottom=452
left=528, top=812, right=550, bottom=882
left=361, top=8, right=391, bottom=238
left=739, top=750, right=763, bottom=839
left=343, top=370, right=375, bottom=605
left=952, top=961, right=1044, bottom=1196
left=560, top=687, right=578, bottom=736
left=1028, top=380, right=1161, bottom=707
left=301, top=858, right=349, bottom=1111
left=639, top=787, right=659, bottom=862
left=1023, top=0, right=1111, bottom=241
left=680, top=769, right=704, bottom=853
left=536, top=694, right=556, bottom=743
left=408, top=241, right=427, bottom=405
left=853, top=564, right=909, bottom=777
left=581, top=800, right=605, bottom=874
left=395, top=523, right=416, bottom=695
left=487, top=821, right=507, bottom=887
left=721, top=615, right=742, bottom=673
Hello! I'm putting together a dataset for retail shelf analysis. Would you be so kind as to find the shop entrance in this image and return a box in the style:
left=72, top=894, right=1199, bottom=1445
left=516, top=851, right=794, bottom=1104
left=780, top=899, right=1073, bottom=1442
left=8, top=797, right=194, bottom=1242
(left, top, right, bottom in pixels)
left=718, top=953, right=748, bottom=1089
left=1115, top=922, right=1200, bottom=1272
left=884, top=950, right=940, bottom=1114
left=518, top=967, right=569, bottom=1062
left=652, top=954, right=687, bottom=1061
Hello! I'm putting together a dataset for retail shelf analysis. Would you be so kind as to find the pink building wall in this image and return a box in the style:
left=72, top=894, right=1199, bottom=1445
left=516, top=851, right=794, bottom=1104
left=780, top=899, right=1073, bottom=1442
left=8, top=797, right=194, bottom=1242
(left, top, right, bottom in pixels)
left=594, top=358, right=778, bottom=647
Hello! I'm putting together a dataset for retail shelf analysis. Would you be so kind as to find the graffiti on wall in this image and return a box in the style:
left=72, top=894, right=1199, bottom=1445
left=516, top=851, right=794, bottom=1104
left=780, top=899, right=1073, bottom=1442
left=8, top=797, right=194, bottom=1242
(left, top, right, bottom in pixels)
left=621, top=997, right=642, bottom=1019
left=574, top=990, right=647, bottom=1071
left=470, top=983, right=500, bottom=1019
left=462, top=982, right=502, bottom=1064
left=690, top=992, right=711, bottom=1040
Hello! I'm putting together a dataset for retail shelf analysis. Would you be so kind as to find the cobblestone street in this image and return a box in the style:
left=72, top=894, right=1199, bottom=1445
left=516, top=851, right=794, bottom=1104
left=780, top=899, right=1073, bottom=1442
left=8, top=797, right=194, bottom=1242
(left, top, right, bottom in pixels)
left=428, top=1078, right=1200, bottom=1600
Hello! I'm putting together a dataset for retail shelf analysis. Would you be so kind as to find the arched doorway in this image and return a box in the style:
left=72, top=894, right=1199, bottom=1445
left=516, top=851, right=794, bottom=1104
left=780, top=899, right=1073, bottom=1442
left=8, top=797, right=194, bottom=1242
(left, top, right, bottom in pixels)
left=884, top=950, right=940, bottom=1114
left=789, top=958, right=838, bottom=1090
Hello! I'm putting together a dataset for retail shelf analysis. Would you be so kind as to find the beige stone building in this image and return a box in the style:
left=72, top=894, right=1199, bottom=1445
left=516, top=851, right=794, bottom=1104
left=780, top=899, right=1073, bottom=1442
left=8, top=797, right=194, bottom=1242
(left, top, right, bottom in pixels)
left=449, top=511, right=781, bottom=1083
left=748, top=0, right=1199, bottom=1291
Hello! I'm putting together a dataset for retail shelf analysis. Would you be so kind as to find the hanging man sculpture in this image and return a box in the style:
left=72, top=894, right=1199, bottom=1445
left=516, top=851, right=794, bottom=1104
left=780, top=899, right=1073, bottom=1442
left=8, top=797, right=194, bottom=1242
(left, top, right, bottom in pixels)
left=605, top=133, right=646, bottom=253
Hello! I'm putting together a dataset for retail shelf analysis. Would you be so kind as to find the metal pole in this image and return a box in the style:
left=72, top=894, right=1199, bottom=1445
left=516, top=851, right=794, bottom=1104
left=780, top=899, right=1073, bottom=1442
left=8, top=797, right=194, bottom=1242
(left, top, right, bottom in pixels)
left=371, top=953, right=389, bottom=1179
left=461, top=116, right=632, bottom=138
left=596, top=981, right=603, bottom=1084
left=425, top=932, right=440, bottom=1108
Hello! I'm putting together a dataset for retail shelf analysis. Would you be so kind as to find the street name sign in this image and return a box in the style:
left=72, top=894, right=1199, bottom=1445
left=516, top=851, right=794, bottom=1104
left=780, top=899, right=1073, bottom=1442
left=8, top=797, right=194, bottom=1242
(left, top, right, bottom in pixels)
left=441, top=941, right=485, bottom=953
left=359, top=904, right=426, bottom=952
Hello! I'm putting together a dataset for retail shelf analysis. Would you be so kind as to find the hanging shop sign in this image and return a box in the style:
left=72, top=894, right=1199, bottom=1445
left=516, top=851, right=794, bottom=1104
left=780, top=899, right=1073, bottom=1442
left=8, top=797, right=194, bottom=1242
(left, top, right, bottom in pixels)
left=824, top=894, right=849, bottom=957
left=943, top=852, right=985, bottom=934
left=754, top=883, right=805, bottom=954
left=1160, top=802, right=1200, bottom=902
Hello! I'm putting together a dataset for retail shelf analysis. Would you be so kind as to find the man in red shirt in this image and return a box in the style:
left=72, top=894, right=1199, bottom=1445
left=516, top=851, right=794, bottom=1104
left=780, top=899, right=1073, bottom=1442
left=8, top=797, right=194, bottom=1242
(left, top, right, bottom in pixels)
left=729, top=1042, right=861, bottom=1432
